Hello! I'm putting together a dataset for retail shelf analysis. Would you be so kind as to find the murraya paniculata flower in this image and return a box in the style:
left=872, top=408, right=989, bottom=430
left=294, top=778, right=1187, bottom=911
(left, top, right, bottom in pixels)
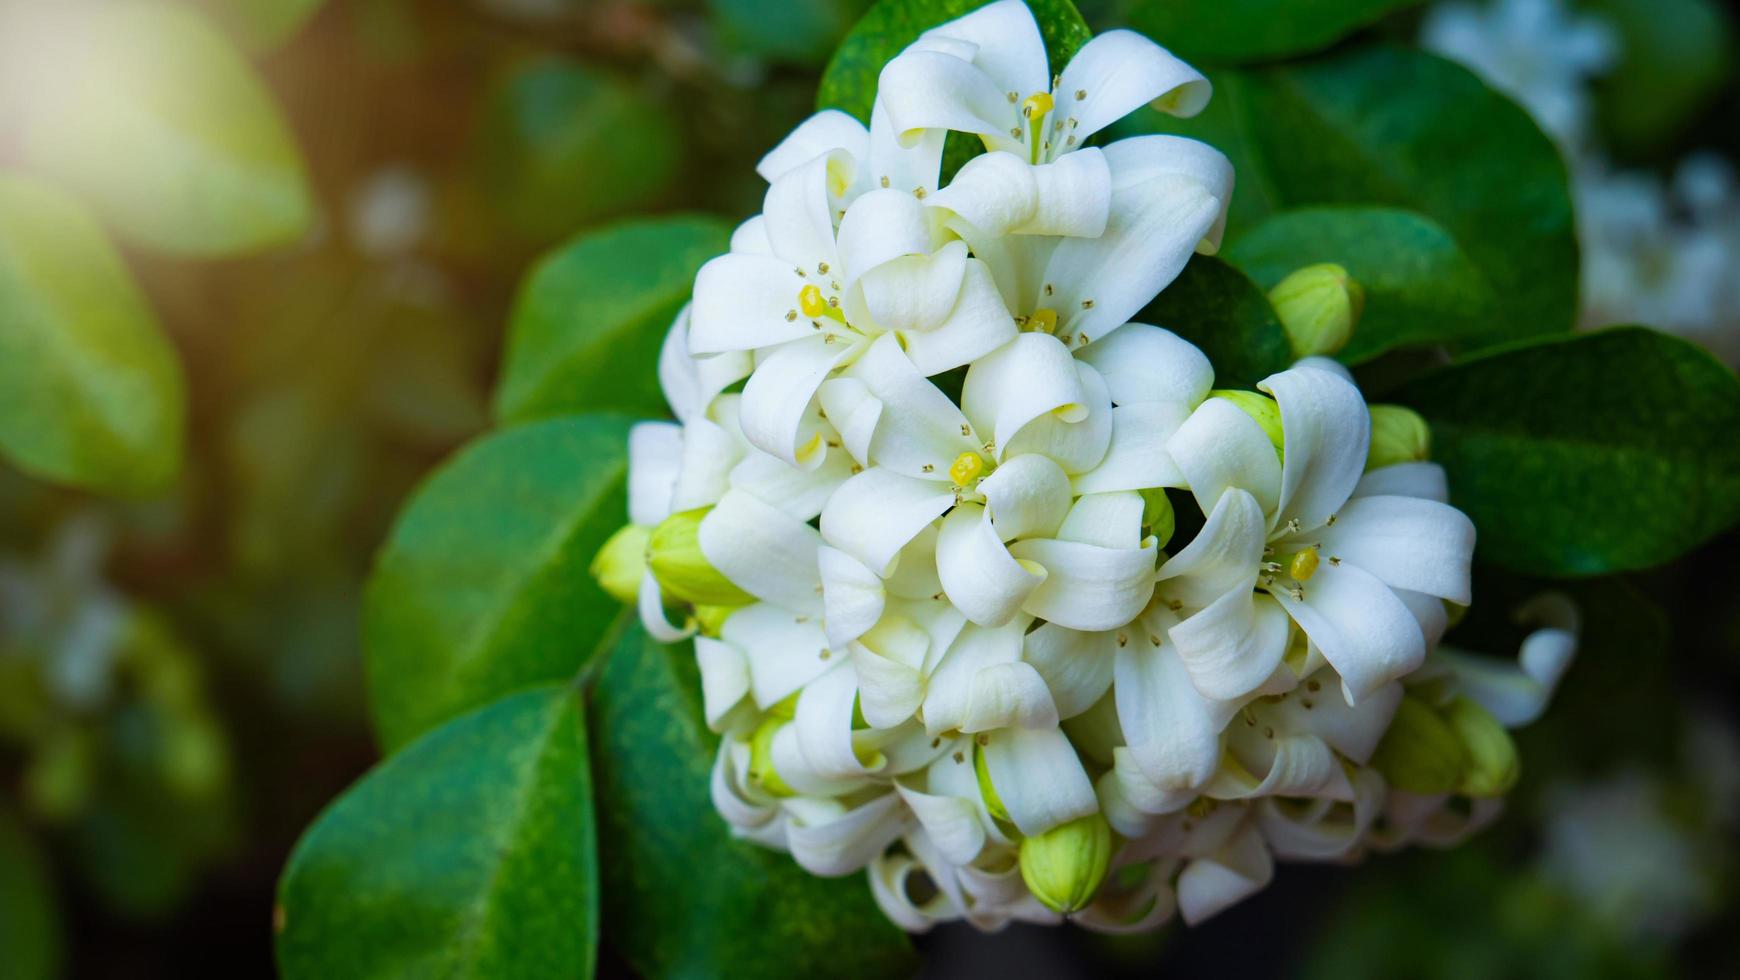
left=592, top=0, right=1575, bottom=933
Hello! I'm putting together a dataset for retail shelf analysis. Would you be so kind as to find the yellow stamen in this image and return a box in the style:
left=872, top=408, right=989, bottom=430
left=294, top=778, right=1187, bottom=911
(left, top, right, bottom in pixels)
left=1289, top=547, right=1320, bottom=582
left=949, top=451, right=985, bottom=487
left=1021, top=91, right=1055, bottom=162
left=798, top=284, right=829, bottom=319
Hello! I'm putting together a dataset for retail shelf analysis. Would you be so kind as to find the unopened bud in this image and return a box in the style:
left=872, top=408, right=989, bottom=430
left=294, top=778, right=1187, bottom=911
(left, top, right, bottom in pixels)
left=1210, top=389, right=1284, bottom=453
left=1269, top=262, right=1363, bottom=358
left=647, top=509, right=754, bottom=607
left=591, top=524, right=650, bottom=604
left=1019, top=813, right=1114, bottom=914
left=1444, top=697, right=1519, bottom=797
left=1139, top=488, right=1175, bottom=549
left=748, top=717, right=795, bottom=797
left=1371, top=695, right=1464, bottom=795
left=1366, top=405, right=1431, bottom=471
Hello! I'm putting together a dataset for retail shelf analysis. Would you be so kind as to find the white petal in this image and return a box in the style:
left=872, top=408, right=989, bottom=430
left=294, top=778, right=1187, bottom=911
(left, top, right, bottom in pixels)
left=926, top=151, right=1037, bottom=238
left=921, top=617, right=1024, bottom=735
left=1072, top=401, right=1193, bottom=494
left=738, top=335, right=857, bottom=467
left=771, top=720, right=872, bottom=797
left=658, top=305, right=751, bottom=423
left=899, top=258, right=1019, bottom=375
left=636, top=571, right=695, bottom=643
left=1001, top=361, right=1115, bottom=475
left=786, top=793, right=905, bottom=877
left=836, top=187, right=932, bottom=284
left=1055, top=30, right=1211, bottom=144
left=936, top=503, right=1046, bottom=627
left=1273, top=561, right=1426, bottom=704
left=711, top=740, right=777, bottom=829
left=1155, top=487, right=1266, bottom=608
left=627, top=421, right=682, bottom=525
left=877, top=49, right=1015, bottom=150
left=1257, top=766, right=1385, bottom=862
left=1115, top=633, right=1235, bottom=794
left=689, top=253, right=814, bottom=354
left=981, top=726, right=1097, bottom=836
left=699, top=488, right=823, bottom=613
left=961, top=663, right=1060, bottom=732
left=669, top=416, right=742, bottom=514
left=1024, top=149, right=1111, bottom=236
left=729, top=214, right=772, bottom=255
left=721, top=603, right=834, bottom=708
left=916, top=0, right=1048, bottom=99
left=1076, top=322, right=1213, bottom=407
left=979, top=452, right=1071, bottom=541
left=815, top=376, right=881, bottom=468
left=1022, top=623, right=1115, bottom=719
left=1009, top=535, right=1156, bottom=632
left=727, top=442, right=850, bottom=523
left=1167, top=398, right=1281, bottom=517
left=866, top=97, right=945, bottom=195
left=1208, top=733, right=1340, bottom=801
left=895, top=783, right=987, bottom=866
left=1170, top=587, right=1291, bottom=701
left=694, top=636, right=751, bottom=732
left=1267, top=670, right=1402, bottom=764
left=852, top=617, right=930, bottom=730
left=848, top=334, right=980, bottom=476
left=1056, top=490, right=1145, bottom=549
left=885, top=526, right=944, bottom=600
left=793, top=663, right=880, bottom=780
left=820, top=467, right=955, bottom=575
left=763, top=150, right=848, bottom=268
left=1260, top=366, right=1371, bottom=533
left=757, top=109, right=868, bottom=183
left=1315, top=495, right=1476, bottom=603
left=1044, top=137, right=1234, bottom=344
left=1354, top=461, right=1450, bottom=502
left=818, top=546, right=886, bottom=649
left=1177, top=821, right=1273, bottom=925
left=856, top=238, right=967, bottom=334
left=961, top=332, right=1087, bottom=455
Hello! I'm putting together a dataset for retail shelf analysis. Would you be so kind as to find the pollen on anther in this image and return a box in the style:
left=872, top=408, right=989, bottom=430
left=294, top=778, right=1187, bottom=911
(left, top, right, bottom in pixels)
left=850, top=463, right=863, bottom=474
left=785, top=310, right=797, bottom=321
left=1066, top=135, right=1077, bottom=147
left=960, top=424, right=971, bottom=436
left=1116, top=633, right=1128, bottom=647
left=819, top=649, right=831, bottom=660
left=1044, top=283, right=1054, bottom=295
left=1007, top=91, right=1018, bottom=103
left=1329, top=556, right=1342, bottom=565
left=1068, top=117, right=1079, bottom=130
left=953, top=751, right=965, bottom=763
left=921, top=463, right=934, bottom=473
left=913, top=188, right=927, bottom=200
left=1326, top=514, right=1338, bottom=526
left=1010, top=127, right=1023, bottom=140
left=817, top=261, right=829, bottom=274
left=1149, top=634, right=1161, bottom=646
left=880, top=175, right=890, bottom=188
left=1081, top=298, right=1095, bottom=309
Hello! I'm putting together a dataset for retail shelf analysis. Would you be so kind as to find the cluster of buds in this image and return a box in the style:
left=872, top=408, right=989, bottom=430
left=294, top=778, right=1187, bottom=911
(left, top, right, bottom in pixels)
left=593, top=1, right=1574, bottom=932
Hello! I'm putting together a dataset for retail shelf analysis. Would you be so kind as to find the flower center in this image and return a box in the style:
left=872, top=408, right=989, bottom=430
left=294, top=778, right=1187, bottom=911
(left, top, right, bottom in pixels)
left=949, top=451, right=986, bottom=487
left=1020, top=307, right=1059, bottom=335
left=1020, top=91, right=1054, bottom=163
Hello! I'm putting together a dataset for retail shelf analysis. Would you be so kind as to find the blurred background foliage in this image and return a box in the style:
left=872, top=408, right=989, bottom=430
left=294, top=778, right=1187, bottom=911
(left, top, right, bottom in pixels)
left=0, top=0, right=1734, bottom=977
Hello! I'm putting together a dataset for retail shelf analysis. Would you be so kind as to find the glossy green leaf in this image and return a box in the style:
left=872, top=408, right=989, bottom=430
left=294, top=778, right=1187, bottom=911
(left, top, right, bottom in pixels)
left=0, top=809, right=61, bottom=980
left=365, top=415, right=635, bottom=752
left=495, top=216, right=731, bottom=424
left=818, top=0, right=1092, bottom=122
left=1121, top=0, right=1423, bottom=65
left=1224, top=206, right=1495, bottom=364
left=1587, top=0, right=1733, bottom=154
left=478, top=58, right=683, bottom=244
left=590, top=626, right=918, bottom=980
left=200, top=0, right=328, bottom=51
left=1399, top=327, right=1740, bottom=576
left=277, top=686, right=597, bottom=980
left=714, top=0, right=871, bottom=67
left=1138, top=255, right=1292, bottom=389
left=0, top=174, right=184, bottom=495
left=14, top=1, right=313, bottom=256
left=1118, top=45, right=1576, bottom=348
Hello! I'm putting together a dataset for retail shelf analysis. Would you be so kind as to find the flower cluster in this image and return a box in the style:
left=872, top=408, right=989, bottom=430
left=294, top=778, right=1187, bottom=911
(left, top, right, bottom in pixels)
left=595, top=0, right=1572, bottom=933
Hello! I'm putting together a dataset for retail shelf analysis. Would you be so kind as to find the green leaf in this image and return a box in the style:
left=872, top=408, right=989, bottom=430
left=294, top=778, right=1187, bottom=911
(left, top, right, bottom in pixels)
left=1398, top=327, right=1740, bottom=576
left=714, top=0, right=871, bottom=67
left=477, top=58, right=683, bottom=245
left=1119, top=45, right=1576, bottom=349
left=0, top=174, right=184, bottom=495
left=14, top=1, right=314, bottom=256
left=277, top=686, right=597, bottom=980
left=199, top=0, right=328, bottom=51
left=0, top=809, right=62, bottom=980
left=1121, top=0, right=1423, bottom=65
left=1587, top=0, right=1733, bottom=155
left=590, top=626, right=918, bottom=980
left=495, top=216, right=731, bottom=424
left=818, top=0, right=1093, bottom=122
left=365, top=415, right=635, bottom=752
left=1138, top=255, right=1292, bottom=388
left=1223, top=206, right=1495, bottom=364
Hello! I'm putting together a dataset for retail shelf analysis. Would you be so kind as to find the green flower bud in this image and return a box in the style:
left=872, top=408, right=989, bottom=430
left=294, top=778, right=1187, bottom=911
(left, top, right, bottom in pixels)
left=973, top=740, right=1013, bottom=826
left=1445, top=697, right=1519, bottom=797
left=1371, top=695, right=1465, bottom=794
left=1366, top=404, right=1431, bottom=471
left=1138, top=488, right=1175, bottom=549
left=590, top=523, right=650, bottom=605
left=748, top=717, right=795, bottom=797
left=647, top=509, right=754, bottom=607
left=1269, top=262, right=1363, bottom=358
left=1210, top=389, right=1284, bottom=453
left=1019, top=813, right=1114, bottom=915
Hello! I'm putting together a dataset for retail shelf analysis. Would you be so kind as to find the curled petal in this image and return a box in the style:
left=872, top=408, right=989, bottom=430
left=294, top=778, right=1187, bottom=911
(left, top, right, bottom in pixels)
left=1261, top=365, right=1371, bottom=533
left=981, top=726, right=1098, bottom=836
left=1055, top=30, right=1211, bottom=143
left=937, top=503, right=1046, bottom=628
left=1076, top=322, right=1213, bottom=408
left=699, top=489, right=823, bottom=614
left=1273, top=560, right=1426, bottom=704
left=757, top=109, right=868, bottom=183
left=820, top=467, right=955, bottom=575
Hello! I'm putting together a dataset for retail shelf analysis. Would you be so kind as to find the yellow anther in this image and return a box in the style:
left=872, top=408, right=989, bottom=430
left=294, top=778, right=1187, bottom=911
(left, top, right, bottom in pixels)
left=949, top=451, right=985, bottom=487
left=1027, top=307, right=1058, bottom=334
left=798, top=284, right=829, bottom=319
left=1021, top=91, right=1055, bottom=119
left=1289, top=547, right=1320, bottom=582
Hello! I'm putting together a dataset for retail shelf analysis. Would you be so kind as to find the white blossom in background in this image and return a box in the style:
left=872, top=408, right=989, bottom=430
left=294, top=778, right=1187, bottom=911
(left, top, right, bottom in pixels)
left=1424, top=0, right=1740, bottom=365
left=594, top=0, right=1558, bottom=934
